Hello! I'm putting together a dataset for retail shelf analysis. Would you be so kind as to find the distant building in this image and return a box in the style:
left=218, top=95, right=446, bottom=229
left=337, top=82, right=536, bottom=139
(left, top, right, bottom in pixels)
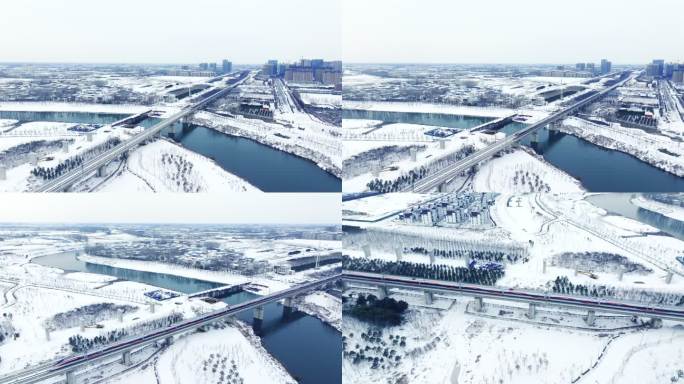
left=652, top=59, right=665, bottom=77
left=600, top=59, right=612, bottom=74
left=673, top=70, right=684, bottom=83
left=646, top=63, right=661, bottom=77
left=199, top=62, right=209, bottom=71
left=222, top=59, right=232, bottom=74
left=586, top=63, right=595, bottom=74
left=575, top=63, right=586, bottom=71
left=209, top=63, right=217, bottom=73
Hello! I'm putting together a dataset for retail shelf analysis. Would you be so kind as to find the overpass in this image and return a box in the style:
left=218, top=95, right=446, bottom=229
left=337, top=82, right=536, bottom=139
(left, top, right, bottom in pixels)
left=0, top=273, right=339, bottom=384
left=404, top=72, right=633, bottom=192
left=34, top=72, right=252, bottom=192
left=342, top=271, right=684, bottom=323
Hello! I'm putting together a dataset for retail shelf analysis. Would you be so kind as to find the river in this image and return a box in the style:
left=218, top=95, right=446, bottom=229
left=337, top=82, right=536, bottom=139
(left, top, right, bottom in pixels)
left=32, top=252, right=341, bottom=384
left=0, top=110, right=341, bottom=192
left=586, top=193, right=684, bottom=241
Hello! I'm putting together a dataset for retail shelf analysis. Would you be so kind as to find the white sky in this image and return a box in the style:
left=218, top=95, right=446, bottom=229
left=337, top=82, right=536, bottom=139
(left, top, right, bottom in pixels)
left=0, top=194, right=340, bottom=224
left=0, top=0, right=340, bottom=64
left=343, top=0, right=684, bottom=64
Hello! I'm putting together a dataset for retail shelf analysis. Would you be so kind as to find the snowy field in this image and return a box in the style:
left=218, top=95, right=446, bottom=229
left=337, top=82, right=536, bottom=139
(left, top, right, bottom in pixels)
left=298, top=93, right=341, bottom=109
left=95, top=139, right=260, bottom=193
left=472, top=149, right=584, bottom=193
left=0, top=120, right=141, bottom=192
left=343, top=296, right=684, bottom=384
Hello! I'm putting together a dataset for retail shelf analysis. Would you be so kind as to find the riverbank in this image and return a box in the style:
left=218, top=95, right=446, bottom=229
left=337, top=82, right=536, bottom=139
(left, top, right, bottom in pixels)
left=631, top=195, right=684, bottom=222
left=560, top=117, right=684, bottom=177
left=94, top=139, right=261, bottom=193
left=192, top=111, right=342, bottom=178
left=472, top=147, right=584, bottom=193
left=295, top=291, right=342, bottom=332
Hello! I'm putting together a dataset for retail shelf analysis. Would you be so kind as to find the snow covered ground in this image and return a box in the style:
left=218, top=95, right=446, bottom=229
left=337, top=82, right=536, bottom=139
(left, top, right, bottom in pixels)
left=297, top=291, right=342, bottom=331
left=0, top=101, right=151, bottom=114
left=472, top=148, right=584, bottom=193
left=0, top=120, right=141, bottom=192
left=343, top=295, right=684, bottom=384
left=106, top=323, right=296, bottom=384
left=94, top=139, right=260, bottom=193
left=561, top=117, right=684, bottom=177
left=298, top=93, right=341, bottom=109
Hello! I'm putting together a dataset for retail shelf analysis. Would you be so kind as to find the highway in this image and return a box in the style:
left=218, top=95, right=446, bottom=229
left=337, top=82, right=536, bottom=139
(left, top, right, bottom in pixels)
left=404, top=72, right=633, bottom=192
left=0, top=273, right=340, bottom=384
left=342, top=271, right=684, bottom=321
left=34, top=73, right=251, bottom=192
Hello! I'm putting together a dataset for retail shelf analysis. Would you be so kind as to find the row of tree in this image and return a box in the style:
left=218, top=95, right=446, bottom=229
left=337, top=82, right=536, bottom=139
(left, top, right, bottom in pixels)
left=343, top=256, right=504, bottom=285
left=552, top=276, right=684, bottom=306
left=31, top=137, right=121, bottom=180
left=68, top=312, right=183, bottom=353
left=366, top=145, right=476, bottom=192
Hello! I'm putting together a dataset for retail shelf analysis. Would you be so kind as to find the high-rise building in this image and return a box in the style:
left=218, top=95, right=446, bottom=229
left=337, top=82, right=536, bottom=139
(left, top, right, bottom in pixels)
left=600, top=59, right=612, bottom=74
left=673, top=70, right=684, bottom=83
left=586, top=63, right=595, bottom=74
left=646, top=63, right=660, bottom=77
left=209, top=63, right=217, bottom=73
left=199, top=62, right=209, bottom=70
left=222, top=60, right=232, bottom=74
left=575, top=63, right=586, bottom=71
left=652, top=59, right=665, bottom=77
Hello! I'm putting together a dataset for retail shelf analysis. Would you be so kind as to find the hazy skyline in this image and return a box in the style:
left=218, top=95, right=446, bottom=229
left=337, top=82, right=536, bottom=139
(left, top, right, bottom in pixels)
left=0, top=194, right=340, bottom=224
left=343, top=0, right=684, bottom=64
left=0, top=0, right=340, bottom=64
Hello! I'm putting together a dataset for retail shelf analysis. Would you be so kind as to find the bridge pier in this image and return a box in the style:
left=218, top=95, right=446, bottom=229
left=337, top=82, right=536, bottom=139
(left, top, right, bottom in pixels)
left=527, top=303, right=536, bottom=319
left=409, top=148, right=417, bottom=162
left=96, top=164, right=107, bottom=178
left=66, top=370, right=76, bottom=384
left=254, top=305, right=265, bottom=321
left=165, top=336, right=174, bottom=346
left=530, top=130, right=539, bottom=144
left=618, top=269, right=624, bottom=281
left=394, top=245, right=403, bottom=262
left=122, top=350, right=132, bottom=366
left=586, top=310, right=596, bottom=326
left=361, top=244, right=371, bottom=258
left=148, top=303, right=156, bottom=314
left=29, top=153, right=38, bottom=166
left=0, top=166, right=5, bottom=181
left=429, top=252, right=435, bottom=264
left=315, top=254, right=320, bottom=269
left=86, top=132, right=93, bottom=142
left=371, top=165, right=381, bottom=177
left=424, top=291, right=434, bottom=305
left=439, top=140, right=446, bottom=150
left=377, top=285, right=388, bottom=299
left=283, top=296, right=293, bottom=309
left=62, top=141, right=69, bottom=153
left=666, top=271, right=674, bottom=284
left=437, top=181, right=447, bottom=193
left=473, top=297, right=484, bottom=312
left=542, top=260, right=547, bottom=274
left=44, top=327, right=51, bottom=341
